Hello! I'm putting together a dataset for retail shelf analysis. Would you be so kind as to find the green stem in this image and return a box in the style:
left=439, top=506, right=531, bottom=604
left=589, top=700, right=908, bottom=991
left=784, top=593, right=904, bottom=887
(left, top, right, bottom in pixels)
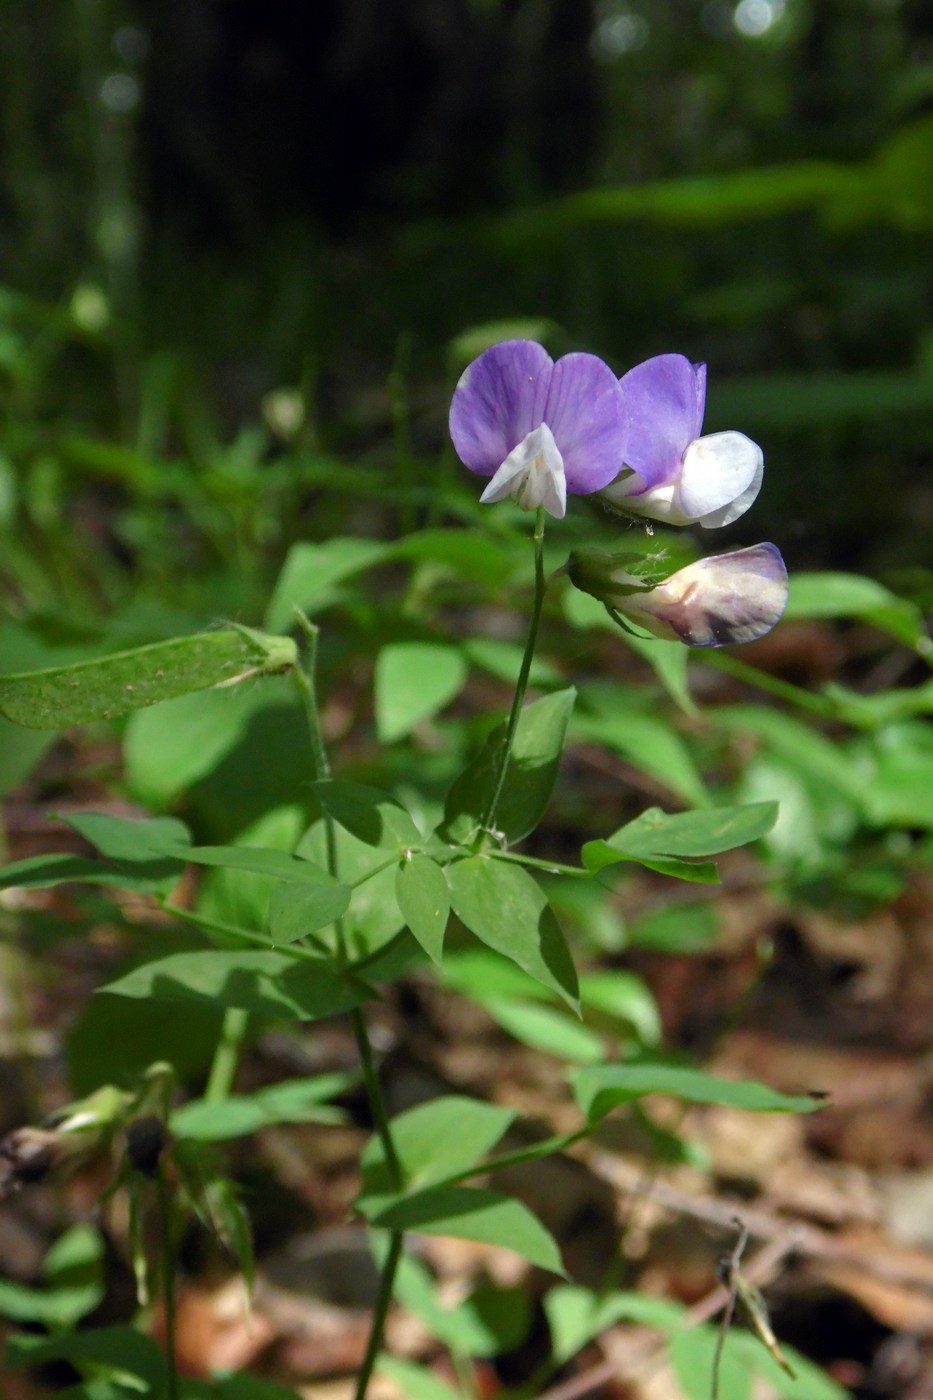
left=156, top=1164, right=179, bottom=1400
left=161, top=901, right=329, bottom=960
left=481, top=508, right=547, bottom=837
left=435, top=1126, right=589, bottom=1189
left=706, top=649, right=838, bottom=719
left=204, top=1007, right=249, bottom=1101
left=486, top=851, right=592, bottom=878
left=292, top=610, right=405, bottom=1400
left=353, top=1229, right=404, bottom=1400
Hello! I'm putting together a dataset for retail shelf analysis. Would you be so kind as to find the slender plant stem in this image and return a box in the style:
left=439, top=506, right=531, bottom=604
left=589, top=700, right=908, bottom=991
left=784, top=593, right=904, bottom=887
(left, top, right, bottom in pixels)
left=292, top=613, right=405, bottom=1400
left=481, top=508, right=547, bottom=837
left=156, top=1164, right=179, bottom=1400
left=353, top=1229, right=404, bottom=1400
left=204, top=1007, right=249, bottom=1101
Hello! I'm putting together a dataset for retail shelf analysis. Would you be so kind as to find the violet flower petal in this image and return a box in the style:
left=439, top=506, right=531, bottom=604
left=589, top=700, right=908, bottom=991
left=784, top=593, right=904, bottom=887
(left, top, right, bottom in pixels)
left=449, top=340, right=552, bottom=478
left=542, top=352, right=628, bottom=495
left=616, top=354, right=706, bottom=490
left=624, top=544, right=788, bottom=647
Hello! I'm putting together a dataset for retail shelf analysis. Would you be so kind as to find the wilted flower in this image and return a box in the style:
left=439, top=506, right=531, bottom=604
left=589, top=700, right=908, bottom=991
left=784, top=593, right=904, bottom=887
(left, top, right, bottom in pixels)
left=568, top=542, right=788, bottom=647
left=599, top=354, right=764, bottom=528
left=449, top=339, right=626, bottom=519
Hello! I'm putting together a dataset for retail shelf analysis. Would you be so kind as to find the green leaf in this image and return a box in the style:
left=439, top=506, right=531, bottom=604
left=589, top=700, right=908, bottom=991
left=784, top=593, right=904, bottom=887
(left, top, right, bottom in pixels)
left=545, top=1284, right=685, bottom=1365
left=572, top=1062, right=825, bottom=1123
left=624, top=902, right=719, bottom=953
left=265, top=537, right=389, bottom=631
left=394, top=1254, right=530, bottom=1358
left=214, top=1376, right=305, bottom=1400
left=57, top=812, right=192, bottom=863
left=442, top=688, right=576, bottom=845
left=268, top=878, right=352, bottom=943
left=179, top=844, right=337, bottom=884
left=715, top=708, right=867, bottom=808
left=171, top=1073, right=354, bottom=1140
left=440, top=948, right=554, bottom=1003
left=582, top=802, right=778, bottom=876
left=0, top=1224, right=104, bottom=1328
left=671, top=1327, right=750, bottom=1400
left=0, top=629, right=297, bottom=729
left=484, top=998, right=605, bottom=1063
left=579, top=844, right=719, bottom=884
left=0, top=852, right=180, bottom=894
left=361, top=1096, right=515, bottom=1195
left=579, top=971, right=661, bottom=1045
left=6, top=1325, right=167, bottom=1388
left=124, top=683, right=273, bottom=810
left=391, top=527, right=519, bottom=589
left=375, top=642, right=468, bottom=742
left=100, top=951, right=368, bottom=1021
left=787, top=571, right=930, bottom=652
left=376, top=1357, right=462, bottom=1400
left=448, top=856, right=579, bottom=1011
left=396, top=854, right=449, bottom=964
left=572, top=706, right=708, bottom=808
left=464, top=638, right=562, bottom=688
left=362, top=1186, right=563, bottom=1274
left=312, top=779, right=422, bottom=848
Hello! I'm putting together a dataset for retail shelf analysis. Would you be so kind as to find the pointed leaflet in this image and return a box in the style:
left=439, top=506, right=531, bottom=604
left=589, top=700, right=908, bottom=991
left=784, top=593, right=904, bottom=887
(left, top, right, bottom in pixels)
left=100, top=951, right=368, bottom=1021
left=572, top=1062, right=824, bottom=1124
left=581, top=802, right=778, bottom=873
left=361, top=1186, right=564, bottom=1275
left=443, top=687, right=576, bottom=845
left=375, top=641, right=468, bottom=742
left=395, top=853, right=450, bottom=964
left=360, top=1096, right=515, bottom=1198
left=448, top=856, right=579, bottom=1011
left=311, top=779, right=422, bottom=849
left=0, top=629, right=296, bottom=729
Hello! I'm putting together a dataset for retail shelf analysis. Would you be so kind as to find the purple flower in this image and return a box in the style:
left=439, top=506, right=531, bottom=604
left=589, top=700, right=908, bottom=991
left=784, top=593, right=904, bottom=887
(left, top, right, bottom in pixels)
left=449, top=340, right=626, bottom=519
left=599, top=354, right=764, bottom=528
left=568, top=543, right=788, bottom=647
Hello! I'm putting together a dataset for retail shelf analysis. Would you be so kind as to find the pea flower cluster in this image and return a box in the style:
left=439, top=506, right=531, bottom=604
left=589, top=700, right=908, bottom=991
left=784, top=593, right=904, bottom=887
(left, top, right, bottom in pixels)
left=449, top=339, right=788, bottom=648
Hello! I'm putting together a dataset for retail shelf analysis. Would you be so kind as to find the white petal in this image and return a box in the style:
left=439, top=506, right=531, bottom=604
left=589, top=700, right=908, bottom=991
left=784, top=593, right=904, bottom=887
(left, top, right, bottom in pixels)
left=677, top=431, right=763, bottom=527
left=479, top=422, right=567, bottom=519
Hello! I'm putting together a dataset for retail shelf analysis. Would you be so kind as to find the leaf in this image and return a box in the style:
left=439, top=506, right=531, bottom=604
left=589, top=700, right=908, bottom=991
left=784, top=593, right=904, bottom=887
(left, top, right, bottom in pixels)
left=171, top=1073, right=354, bottom=1140
left=579, top=971, right=661, bottom=1045
left=391, top=527, right=520, bottom=588
left=464, top=637, right=561, bottom=687
left=214, top=1376, right=305, bottom=1400
left=265, top=537, right=389, bottom=632
left=716, top=708, right=868, bottom=809
left=360, top=1096, right=515, bottom=1195
left=448, top=856, right=579, bottom=1011
left=376, top=1357, right=462, bottom=1400
left=786, top=571, right=930, bottom=652
left=484, top=998, right=605, bottom=1063
left=6, top=1326, right=167, bottom=1388
left=442, top=688, right=576, bottom=845
left=124, top=683, right=274, bottom=810
left=545, top=1285, right=685, bottom=1366
left=362, top=1186, right=564, bottom=1274
left=0, top=629, right=296, bottom=729
left=0, top=1224, right=104, bottom=1329
left=312, top=779, right=423, bottom=848
left=99, top=951, right=368, bottom=1021
left=572, top=1062, right=825, bottom=1124
left=57, top=812, right=192, bottom=863
left=0, top=852, right=181, bottom=895
left=441, top=947, right=555, bottom=1003
left=394, top=1254, right=531, bottom=1358
left=582, top=802, right=778, bottom=877
left=396, top=854, right=449, bottom=964
left=268, top=878, right=352, bottom=943
left=572, top=706, right=708, bottom=808
left=375, top=641, right=468, bottom=742
left=178, top=844, right=338, bottom=884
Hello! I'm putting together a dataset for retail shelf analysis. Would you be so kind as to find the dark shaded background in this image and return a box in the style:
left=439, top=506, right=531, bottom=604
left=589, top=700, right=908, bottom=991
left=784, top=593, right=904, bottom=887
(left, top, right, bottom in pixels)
left=1, top=0, right=932, bottom=575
